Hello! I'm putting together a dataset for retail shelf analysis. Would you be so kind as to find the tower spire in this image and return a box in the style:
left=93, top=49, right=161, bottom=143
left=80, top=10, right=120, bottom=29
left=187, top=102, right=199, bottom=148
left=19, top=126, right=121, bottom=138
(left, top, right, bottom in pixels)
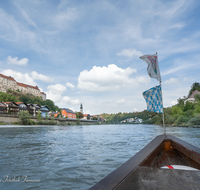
left=80, top=103, right=83, bottom=114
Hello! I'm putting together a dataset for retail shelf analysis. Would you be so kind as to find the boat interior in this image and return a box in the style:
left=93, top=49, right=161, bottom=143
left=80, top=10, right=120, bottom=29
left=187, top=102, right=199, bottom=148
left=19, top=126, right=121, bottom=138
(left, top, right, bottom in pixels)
left=140, top=139, right=200, bottom=169
left=90, top=134, right=200, bottom=190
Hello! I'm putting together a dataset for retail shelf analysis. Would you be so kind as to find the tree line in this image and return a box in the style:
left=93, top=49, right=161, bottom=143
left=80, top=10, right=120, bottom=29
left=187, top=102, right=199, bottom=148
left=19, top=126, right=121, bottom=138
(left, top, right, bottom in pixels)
left=103, top=82, right=200, bottom=126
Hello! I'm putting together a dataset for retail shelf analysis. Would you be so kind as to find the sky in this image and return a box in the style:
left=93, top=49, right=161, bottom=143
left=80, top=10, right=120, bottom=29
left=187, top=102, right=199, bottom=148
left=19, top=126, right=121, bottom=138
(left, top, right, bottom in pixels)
left=0, top=0, right=200, bottom=115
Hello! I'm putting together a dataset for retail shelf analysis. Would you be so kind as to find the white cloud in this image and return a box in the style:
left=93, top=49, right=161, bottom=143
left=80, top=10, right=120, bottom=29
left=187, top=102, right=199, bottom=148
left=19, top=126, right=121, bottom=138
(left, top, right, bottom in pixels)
left=164, top=78, right=178, bottom=84
left=53, top=8, right=79, bottom=30
left=7, top=56, right=28, bottom=66
left=46, top=84, right=67, bottom=103
left=47, top=83, right=67, bottom=94
left=46, top=91, right=62, bottom=103
left=117, top=99, right=126, bottom=104
left=116, top=48, right=142, bottom=58
left=170, top=100, right=177, bottom=105
left=62, top=96, right=80, bottom=105
left=31, top=71, right=53, bottom=83
left=66, top=82, right=75, bottom=89
left=2, top=69, right=36, bottom=85
left=77, top=64, right=145, bottom=92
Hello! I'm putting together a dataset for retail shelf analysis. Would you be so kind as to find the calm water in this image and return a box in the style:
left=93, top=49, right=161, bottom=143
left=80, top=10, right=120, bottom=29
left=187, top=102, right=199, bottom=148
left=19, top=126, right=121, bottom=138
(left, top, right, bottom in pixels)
left=0, top=124, right=200, bottom=190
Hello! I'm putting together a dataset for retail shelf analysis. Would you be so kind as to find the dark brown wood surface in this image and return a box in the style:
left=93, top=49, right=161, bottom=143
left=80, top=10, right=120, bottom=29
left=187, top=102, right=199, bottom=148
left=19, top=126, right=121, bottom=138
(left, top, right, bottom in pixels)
left=89, top=134, right=200, bottom=190
left=115, top=166, right=200, bottom=190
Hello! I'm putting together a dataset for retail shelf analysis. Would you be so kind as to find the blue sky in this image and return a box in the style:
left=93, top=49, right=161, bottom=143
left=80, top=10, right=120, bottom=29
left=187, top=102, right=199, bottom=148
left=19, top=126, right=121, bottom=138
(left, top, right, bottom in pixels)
left=0, top=0, right=200, bottom=114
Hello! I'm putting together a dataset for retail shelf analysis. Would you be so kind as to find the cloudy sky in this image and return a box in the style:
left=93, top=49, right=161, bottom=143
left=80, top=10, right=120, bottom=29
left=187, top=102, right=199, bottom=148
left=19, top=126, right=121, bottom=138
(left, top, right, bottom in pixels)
left=0, top=0, right=200, bottom=114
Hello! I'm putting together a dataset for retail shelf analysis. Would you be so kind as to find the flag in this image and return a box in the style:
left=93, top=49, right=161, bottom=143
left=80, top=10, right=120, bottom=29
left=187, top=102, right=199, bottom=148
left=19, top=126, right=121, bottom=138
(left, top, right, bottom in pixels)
left=142, top=85, right=163, bottom=113
left=140, top=54, right=161, bottom=82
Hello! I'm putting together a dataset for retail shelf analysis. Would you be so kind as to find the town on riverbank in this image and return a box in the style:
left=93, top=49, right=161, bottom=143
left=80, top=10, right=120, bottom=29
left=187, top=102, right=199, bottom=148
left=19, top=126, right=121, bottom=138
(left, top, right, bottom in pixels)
left=1, top=73, right=200, bottom=127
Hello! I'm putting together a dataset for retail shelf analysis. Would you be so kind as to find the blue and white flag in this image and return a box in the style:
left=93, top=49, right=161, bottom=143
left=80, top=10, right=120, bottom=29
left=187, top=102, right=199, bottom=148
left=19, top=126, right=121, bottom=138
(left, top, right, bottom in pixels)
left=142, top=85, right=163, bottom=113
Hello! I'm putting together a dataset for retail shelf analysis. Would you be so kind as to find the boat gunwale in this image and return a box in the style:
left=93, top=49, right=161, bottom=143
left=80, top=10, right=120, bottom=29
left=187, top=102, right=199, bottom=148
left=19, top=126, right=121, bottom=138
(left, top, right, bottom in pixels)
left=89, top=134, right=200, bottom=190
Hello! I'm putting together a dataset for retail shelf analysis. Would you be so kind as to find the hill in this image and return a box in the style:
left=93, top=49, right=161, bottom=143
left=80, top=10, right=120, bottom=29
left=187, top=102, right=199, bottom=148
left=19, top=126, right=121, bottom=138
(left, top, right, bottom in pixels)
left=101, top=82, right=200, bottom=126
left=0, top=90, right=60, bottom=112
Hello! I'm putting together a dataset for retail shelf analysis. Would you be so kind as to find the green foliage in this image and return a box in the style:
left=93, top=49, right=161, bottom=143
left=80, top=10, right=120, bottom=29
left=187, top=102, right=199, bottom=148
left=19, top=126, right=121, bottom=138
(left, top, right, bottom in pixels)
left=177, top=98, right=184, bottom=107
left=0, top=92, right=18, bottom=102
left=194, top=94, right=200, bottom=102
left=18, top=111, right=30, bottom=125
left=76, top=119, right=80, bottom=125
left=189, top=115, right=200, bottom=125
left=37, top=110, right=42, bottom=123
left=165, top=114, right=176, bottom=125
left=172, top=106, right=183, bottom=116
left=76, top=112, right=84, bottom=119
left=188, top=82, right=200, bottom=96
left=175, top=115, right=190, bottom=125
left=183, top=101, right=195, bottom=112
left=194, top=104, right=200, bottom=114
left=152, top=114, right=162, bottom=124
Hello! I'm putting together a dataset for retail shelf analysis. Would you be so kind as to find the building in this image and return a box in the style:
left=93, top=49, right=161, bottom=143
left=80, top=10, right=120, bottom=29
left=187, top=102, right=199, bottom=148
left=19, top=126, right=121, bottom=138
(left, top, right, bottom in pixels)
left=135, top=118, right=143, bottom=123
left=80, top=103, right=83, bottom=114
left=40, top=105, right=50, bottom=117
left=126, top=118, right=134, bottom=123
left=83, top=114, right=91, bottom=120
left=0, top=102, right=7, bottom=113
left=61, top=108, right=76, bottom=119
left=49, top=111, right=60, bottom=118
left=0, top=73, right=46, bottom=100
left=15, top=102, right=28, bottom=112
left=3, top=102, right=19, bottom=114
left=184, top=90, right=200, bottom=104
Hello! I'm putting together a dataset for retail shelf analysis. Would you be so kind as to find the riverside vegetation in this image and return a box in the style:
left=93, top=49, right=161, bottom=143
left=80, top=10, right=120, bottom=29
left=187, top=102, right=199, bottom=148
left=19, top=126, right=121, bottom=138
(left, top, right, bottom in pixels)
left=2, top=83, right=200, bottom=126
left=102, top=82, right=200, bottom=126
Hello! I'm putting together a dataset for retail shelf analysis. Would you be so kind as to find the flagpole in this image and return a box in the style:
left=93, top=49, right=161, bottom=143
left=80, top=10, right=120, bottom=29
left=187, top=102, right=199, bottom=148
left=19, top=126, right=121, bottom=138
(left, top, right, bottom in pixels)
left=160, top=81, right=165, bottom=135
left=156, top=52, right=166, bottom=135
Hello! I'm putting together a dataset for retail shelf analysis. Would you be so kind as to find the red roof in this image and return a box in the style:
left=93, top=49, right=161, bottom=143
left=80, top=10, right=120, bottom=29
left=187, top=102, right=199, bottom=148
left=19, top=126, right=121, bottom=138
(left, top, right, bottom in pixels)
left=188, top=90, right=200, bottom=98
left=17, top=82, right=39, bottom=90
left=40, top=92, right=46, bottom=95
left=15, top=102, right=24, bottom=105
left=0, top=74, right=16, bottom=82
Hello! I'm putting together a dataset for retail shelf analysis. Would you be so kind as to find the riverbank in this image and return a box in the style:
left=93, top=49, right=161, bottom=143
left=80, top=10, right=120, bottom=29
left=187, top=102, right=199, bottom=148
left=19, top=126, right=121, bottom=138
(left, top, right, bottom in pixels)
left=0, top=114, right=99, bottom=125
left=168, top=124, right=200, bottom=128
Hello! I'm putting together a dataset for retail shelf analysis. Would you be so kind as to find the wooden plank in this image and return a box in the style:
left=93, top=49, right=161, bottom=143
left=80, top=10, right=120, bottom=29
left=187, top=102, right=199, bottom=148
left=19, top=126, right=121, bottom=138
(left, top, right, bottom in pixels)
left=89, top=135, right=165, bottom=190
left=89, top=135, right=200, bottom=190
left=115, top=166, right=200, bottom=190
left=166, top=135, right=200, bottom=169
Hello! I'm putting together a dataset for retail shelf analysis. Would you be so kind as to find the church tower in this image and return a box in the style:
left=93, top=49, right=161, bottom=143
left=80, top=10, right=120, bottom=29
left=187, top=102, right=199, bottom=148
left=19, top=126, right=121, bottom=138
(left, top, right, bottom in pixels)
left=80, top=103, right=83, bottom=114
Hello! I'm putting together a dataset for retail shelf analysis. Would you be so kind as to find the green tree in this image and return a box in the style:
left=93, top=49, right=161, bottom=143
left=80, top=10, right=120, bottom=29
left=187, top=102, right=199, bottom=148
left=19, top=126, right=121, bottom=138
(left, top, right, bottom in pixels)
left=183, top=101, right=195, bottom=112
left=177, top=98, right=184, bottom=107
left=175, top=115, right=189, bottom=125
left=37, top=110, right=42, bottom=123
left=18, top=111, right=30, bottom=125
left=194, top=94, right=200, bottom=102
left=76, top=112, right=84, bottom=119
left=188, top=82, right=200, bottom=96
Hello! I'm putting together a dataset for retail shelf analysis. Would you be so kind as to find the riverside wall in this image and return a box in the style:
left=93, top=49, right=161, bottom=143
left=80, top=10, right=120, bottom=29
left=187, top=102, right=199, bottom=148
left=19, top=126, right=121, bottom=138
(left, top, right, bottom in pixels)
left=0, top=114, right=98, bottom=125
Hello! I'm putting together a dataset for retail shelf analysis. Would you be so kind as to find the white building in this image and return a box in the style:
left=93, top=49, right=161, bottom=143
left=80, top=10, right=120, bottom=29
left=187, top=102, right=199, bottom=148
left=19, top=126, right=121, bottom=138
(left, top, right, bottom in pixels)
left=0, top=73, right=46, bottom=100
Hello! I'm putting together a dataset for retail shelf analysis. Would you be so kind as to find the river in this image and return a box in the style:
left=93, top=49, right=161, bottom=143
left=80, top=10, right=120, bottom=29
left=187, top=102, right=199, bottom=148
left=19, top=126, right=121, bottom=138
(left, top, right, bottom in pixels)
left=0, top=124, right=200, bottom=190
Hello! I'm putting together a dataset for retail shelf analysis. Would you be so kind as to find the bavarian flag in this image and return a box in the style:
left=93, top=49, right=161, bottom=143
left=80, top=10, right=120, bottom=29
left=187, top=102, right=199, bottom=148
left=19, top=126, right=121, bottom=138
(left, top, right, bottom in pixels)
left=143, top=85, right=163, bottom=113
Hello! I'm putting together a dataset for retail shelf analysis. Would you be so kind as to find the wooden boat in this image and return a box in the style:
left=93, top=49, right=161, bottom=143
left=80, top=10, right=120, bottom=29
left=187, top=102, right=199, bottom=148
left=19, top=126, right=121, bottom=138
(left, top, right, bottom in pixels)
left=89, top=134, right=200, bottom=189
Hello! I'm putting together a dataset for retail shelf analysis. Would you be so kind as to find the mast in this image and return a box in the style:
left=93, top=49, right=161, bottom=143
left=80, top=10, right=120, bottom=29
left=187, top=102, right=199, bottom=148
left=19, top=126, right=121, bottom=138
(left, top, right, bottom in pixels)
left=156, top=52, right=165, bottom=135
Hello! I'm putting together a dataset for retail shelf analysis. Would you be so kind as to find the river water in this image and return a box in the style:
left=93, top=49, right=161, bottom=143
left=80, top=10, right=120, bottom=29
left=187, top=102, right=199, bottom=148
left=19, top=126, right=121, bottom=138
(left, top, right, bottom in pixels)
left=0, top=124, right=200, bottom=190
